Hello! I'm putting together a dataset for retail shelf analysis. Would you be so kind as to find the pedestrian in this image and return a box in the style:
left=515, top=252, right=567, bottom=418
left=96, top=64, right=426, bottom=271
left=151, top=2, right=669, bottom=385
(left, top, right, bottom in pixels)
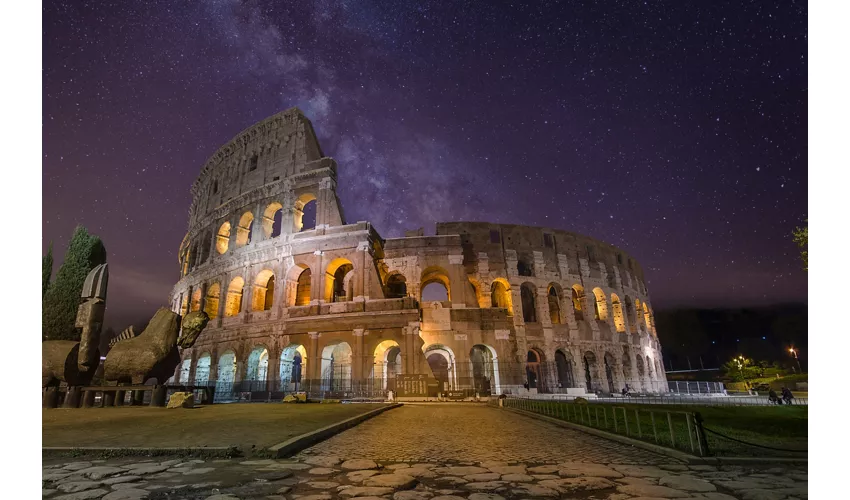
left=523, top=381, right=529, bottom=390
left=782, top=387, right=794, bottom=405
left=768, top=388, right=779, bottom=405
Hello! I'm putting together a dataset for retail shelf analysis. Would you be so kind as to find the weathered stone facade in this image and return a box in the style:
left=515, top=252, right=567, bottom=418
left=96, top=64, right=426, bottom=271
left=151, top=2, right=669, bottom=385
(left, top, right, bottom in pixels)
left=169, top=108, right=667, bottom=397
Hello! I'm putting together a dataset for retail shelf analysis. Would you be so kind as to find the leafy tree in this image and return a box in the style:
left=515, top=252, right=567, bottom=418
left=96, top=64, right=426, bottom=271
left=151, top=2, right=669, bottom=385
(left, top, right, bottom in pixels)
left=42, top=226, right=107, bottom=341
left=793, top=221, right=807, bottom=271
left=721, top=356, right=763, bottom=383
left=42, top=242, right=53, bottom=299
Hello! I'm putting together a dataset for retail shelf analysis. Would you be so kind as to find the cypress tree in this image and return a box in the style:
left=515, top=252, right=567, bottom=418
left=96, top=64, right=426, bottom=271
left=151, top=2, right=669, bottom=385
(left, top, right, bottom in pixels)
left=42, top=242, right=53, bottom=299
left=42, top=226, right=107, bottom=341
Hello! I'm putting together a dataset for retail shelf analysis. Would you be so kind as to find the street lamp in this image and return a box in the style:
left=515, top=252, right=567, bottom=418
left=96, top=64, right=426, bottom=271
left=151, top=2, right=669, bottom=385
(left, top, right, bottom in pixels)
left=788, top=348, right=802, bottom=373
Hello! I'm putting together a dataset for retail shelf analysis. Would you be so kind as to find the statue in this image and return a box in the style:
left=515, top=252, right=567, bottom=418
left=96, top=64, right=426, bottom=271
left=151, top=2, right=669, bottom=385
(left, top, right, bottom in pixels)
left=42, top=264, right=108, bottom=407
left=103, top=309, right=209, bottom=385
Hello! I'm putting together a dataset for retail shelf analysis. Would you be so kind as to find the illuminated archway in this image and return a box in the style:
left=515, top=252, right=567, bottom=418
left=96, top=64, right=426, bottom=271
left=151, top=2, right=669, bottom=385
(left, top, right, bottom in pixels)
left=325, top=258, right=354, bottom=303
left=321, top=341, right=352, bottom=392
left=178, top=358, right=191, bottom=384
left=225, top=277, right=244, bottom=317
left=262, top=202, right=284, bottom=238
left=214, top=350, right=237, bottom=402
left=571, top=285, right=585, bottom=321
left=191, top=288, right=202, bottom=312
left=490, top=279, right=512, bottom=314
left=592, top=287, right=608, bottom=321
left=547, top=284, right=563, bottom=324
left=246, top=345, right=270, bottom=390
left=280, top=344, right=307, bottom=391
left=204, top=283, right=221, bottom=319
left=194, top=353, right=211, bottom=386
left=423, top=344, right=457, bottom=392
left=470, top=344, right=501, bottom=395
left=294, top=193, right=317, bottom=232
left=421, top=266, right=451, bottom=302
left=235, top=211, right=254, bottom=247
left=216, top=222, right=231, bottom=254
left=252, top=269, right=275, bottom=311
left=611, top=293, right=626, bottom=332
left=374, top=340, right=402, bottom=391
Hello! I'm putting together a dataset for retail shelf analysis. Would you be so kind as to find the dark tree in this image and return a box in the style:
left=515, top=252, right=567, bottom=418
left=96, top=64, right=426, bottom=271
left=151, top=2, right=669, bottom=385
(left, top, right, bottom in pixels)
left=42, top=242, right=53, bottom=299
left=42, top=226, right=107, bottom=341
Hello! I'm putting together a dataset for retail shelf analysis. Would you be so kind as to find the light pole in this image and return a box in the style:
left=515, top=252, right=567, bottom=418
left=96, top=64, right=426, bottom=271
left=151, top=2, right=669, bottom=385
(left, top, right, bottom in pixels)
left=789, top=348, right=802, bottom=374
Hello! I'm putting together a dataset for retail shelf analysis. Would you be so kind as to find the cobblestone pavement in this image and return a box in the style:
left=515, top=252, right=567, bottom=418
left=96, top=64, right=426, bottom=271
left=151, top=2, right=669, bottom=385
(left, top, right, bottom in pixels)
left=42, top=404, right=808, bottom=500
left=299, top=404, right=673, bottom=464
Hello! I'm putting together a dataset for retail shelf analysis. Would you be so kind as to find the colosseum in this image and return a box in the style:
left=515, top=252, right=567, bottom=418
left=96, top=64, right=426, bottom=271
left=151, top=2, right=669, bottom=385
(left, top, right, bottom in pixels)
left=169, top=107, right=668, bottom=401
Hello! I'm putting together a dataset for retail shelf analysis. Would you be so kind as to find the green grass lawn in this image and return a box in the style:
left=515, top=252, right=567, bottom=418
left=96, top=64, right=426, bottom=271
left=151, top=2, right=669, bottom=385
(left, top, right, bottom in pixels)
left=43, top=403, right=387, bottom=451
left=509, top=399, right=807, bottom=458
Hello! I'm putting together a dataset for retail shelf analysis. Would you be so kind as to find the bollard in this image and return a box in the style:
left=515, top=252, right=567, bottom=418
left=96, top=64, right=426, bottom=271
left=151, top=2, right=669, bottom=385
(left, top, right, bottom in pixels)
left=63, top=387, right=82, bottom=408
left=42, top=387, right=59, bottom=409
left=151, top=385, right=167, bottom=407
left=103, top=391, right=116, bottom=407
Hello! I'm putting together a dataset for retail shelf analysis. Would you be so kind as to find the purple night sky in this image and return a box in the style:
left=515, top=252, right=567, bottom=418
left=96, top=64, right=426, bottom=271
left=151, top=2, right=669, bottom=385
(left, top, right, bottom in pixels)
left=43, top=1, right=808, bottom=330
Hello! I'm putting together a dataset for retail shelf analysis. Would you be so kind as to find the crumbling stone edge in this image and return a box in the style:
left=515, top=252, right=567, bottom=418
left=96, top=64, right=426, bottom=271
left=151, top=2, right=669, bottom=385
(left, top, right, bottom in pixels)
left=499, top=405, right=807, bottom=466
left=41, top=446, right=240, bottom=460
left=267, top=403, right=403, bottom=458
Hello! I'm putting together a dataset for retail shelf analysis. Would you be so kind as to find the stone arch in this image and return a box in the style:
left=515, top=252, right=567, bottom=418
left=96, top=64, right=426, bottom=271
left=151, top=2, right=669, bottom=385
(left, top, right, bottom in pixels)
left=547, top=284, right=563, bottom=324
left=385, top=272, right=408, bottom=299
left=252, top=269, right=276, bottom=311
left=262, top=202, right=284, bottom=238
left=280, top=344, right=307, bottom=391
left=611, top=293, right=626, bottom=332
left=283, top=263, right=312, bottom=306
left=194, top=352, right=211, bottom=386
left=374, top=340, right=402, bottom=391
left=622, top=347, right=633, bottom=386
left=423, top=344, right=457, bottom=391
left=204, top=282, right=221, bottom=319
left=325, top=258, right=355, bottom=303
left=295, top=193, right=317, bottom=232
left=520, top=282, right=537, bottom=323
left=490, top=278, right=513, bottom=314
left=421, top=266, right=451, bottom=302
left=603, top=351, right=617, bottom=393
left=235, top=211, right=254, bottom=247
left=571, top=285, right=585, bottom=321
left=216, top=222, right=231, bottom=254
left=470, top=344, right=501, bottom=395
left=583, top=351, right=600, bottom=392
left=178, top=357, right=191, bottom=384
left=555, top=349, right=575, bottom=388
left=245, top=345, right=270, bottom=390
left=214, top=350, right=237, bottom=402
left=526, top=348, right=546, bottom=391
left=592, top=287, right=608, bottom=321
left=321, top=341, right=353, bottom=392
left=646, top=355, right=654, bottom=379
left=191, top=288, right=202, bottom=312
left=225, top=277, right=245, bottom=316
left=633, top=298, right=643, bottom=331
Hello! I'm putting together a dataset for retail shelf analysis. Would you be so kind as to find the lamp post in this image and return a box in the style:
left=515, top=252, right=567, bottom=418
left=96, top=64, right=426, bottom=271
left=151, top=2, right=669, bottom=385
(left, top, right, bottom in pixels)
left=789, top=348, right=802, bottom=374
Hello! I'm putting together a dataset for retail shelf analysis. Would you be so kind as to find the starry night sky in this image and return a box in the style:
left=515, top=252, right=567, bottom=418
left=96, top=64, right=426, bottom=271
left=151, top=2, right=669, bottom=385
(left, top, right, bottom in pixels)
left=42, top=1, right=808, bottom=330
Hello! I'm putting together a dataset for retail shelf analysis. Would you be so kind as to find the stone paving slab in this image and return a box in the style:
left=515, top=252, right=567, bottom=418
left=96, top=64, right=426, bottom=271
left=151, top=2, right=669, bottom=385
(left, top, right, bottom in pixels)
left=41, top=405, right=807, bottom=499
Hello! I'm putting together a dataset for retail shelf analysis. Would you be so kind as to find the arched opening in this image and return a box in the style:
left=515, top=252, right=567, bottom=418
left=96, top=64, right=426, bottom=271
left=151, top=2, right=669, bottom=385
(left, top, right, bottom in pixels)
left=622, top=347, right=633, bottom=387
left=245, top=346, right=269, bottom=391
left=646, top=355, right=654, bottom=380
left=611, top=293, right=626, bottom=332
left=525, top=349, right=545, bottom=391
left=252, top=270, right=276, bottom=311
left=635, top=355, right=646, bottom=389
left=548, top=285, right=563, bottom=324
left=385, top=273, right=408, bottom=298
left=262, top=202, right=284, bottom=238
left=424, top=344, right=456, bottom=392
left=325, top=258, right=354, bottom=302
left=604, top=352, right=616, bottom=393
left=295, top=267, right=312, bottom=306
left=194, top=353, right=211, bottom=386
left=321, top=342, right=353, bottom=392
left=216, top=222, right=231, bottom=254
left=374, top=340, right=402, bottom=392
left=225, top=277, right=244, bottom=317
left=490, top=279, right=513, bottom=314
left=592, top=287, right=608, bottom=321
left=520, top=283, right=537, bottom=323
left=294, top=193, right=317, bottom=232
left=571, top=285, right=585, bottom=321
left=555, top=350, right=575, bottom=388
left=470, top=344, right=500, bottom=396
left=180, top=294, right=189, bottom=316
left=421, top=266, right=451, bottom=302
left=214, top=350, right=237, bottom=402
left=280, top=344, right=307, bottom=391
left=583, top=351, right=598, bottom=392
left=643, top=302, right=652, bottom=332
left=204, top=283, right=221, bottom=319
left=198, top=233, right=212, bottom=264
left=191, top=288, right=202, bottom=312
left=634, top=299, right=643, bottom=331
left=178, top=358, right=191, bottom=384
left=235, top=211, right=254, bottom=247
left=625, top=296, right=636, bottom=332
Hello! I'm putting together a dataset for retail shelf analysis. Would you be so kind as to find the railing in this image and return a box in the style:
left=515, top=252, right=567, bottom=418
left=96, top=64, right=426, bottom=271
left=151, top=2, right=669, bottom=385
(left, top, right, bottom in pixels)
left=496, top=396, right=709, bottom=456
left=668, top=381, right=725, bottom=394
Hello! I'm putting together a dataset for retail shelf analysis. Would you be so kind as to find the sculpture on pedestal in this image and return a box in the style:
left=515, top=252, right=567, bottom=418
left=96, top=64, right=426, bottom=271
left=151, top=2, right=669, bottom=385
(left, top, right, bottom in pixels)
left=104, top=308, right=209, bottom=384
left=42, top=264, right=108, bottom=388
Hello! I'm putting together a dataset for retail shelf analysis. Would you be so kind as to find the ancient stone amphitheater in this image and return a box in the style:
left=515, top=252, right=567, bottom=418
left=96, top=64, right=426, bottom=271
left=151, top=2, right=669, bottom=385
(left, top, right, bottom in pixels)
left=169, top=108, right=667, bottom=400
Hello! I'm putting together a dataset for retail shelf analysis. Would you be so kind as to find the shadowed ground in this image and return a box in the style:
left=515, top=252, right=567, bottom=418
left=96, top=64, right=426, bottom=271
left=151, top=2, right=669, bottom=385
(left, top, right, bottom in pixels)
left=43, top=403, right=388, bottom=450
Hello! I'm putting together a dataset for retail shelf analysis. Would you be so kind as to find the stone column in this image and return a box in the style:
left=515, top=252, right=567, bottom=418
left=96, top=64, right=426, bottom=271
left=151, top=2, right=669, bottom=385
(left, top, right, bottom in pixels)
left=216, top=277, right=227, bottom=327
left=186, top=285, right=194, bottom=312
left=267, top=346, right=281, bottom=392
left=188, top=348, right=198, bottom=385
left=447, top=254, right=466, bottom=307
left=353, top=329, right=366, bottom=391
left=313, top=251, right=325, bottom=303
left=252, top=202, right=264, bottom=243
left=356, top=241, right=369, bottom=299
left=309, top=332, right=320, bottom=385
left=316, top=177, right=336, bottom=227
